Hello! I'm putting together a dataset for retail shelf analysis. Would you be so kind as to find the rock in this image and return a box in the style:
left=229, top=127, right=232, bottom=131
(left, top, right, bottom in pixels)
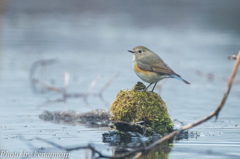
left=114, top=121, right=155, bottom=136
left=110, top=82, right=173, bottom=135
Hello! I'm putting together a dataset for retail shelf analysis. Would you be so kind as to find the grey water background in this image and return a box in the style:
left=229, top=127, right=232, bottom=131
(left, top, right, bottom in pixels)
left=0, top=0, right=240, bottom=158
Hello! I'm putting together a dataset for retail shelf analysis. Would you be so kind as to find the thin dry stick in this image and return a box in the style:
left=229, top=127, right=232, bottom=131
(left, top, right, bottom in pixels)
left=30, top=59, right=118, bottom=106
left=83, top=75, right=102, bottom=106
left=132, top=152, right=142, bottom=159
left=34, top=137, right=111, bottom=158
left=195, top=69, right=240, bottom=83
left=33, top=79, right=64, bottom=93
left=30, top=59, right=57, bottom=93
left=63, top=72, right=70, bottom=101
left=87, top=75, right=102, bottom=94
left=228, top=55, right=237, bottom=60
left=98, top=74, right=119, bottom=107
left=99, top=73, right=119, bottom=95
left=144, top=51, right=240, bottom=153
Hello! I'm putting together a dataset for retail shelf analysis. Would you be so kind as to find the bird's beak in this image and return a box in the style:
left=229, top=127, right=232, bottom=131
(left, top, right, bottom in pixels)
left=128, top=50, right=134, bottom=53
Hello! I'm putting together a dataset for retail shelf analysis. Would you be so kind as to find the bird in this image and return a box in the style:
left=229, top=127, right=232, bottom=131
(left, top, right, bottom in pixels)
left=128, top=46, right=190, bottom=92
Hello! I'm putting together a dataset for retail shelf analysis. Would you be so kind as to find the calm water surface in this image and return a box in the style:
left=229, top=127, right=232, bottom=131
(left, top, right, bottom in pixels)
left=0, top=1, right=240, bottom=158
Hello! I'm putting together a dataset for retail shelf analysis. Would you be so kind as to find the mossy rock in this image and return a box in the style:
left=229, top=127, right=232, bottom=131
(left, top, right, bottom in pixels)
left=110, top=82, right=173, bottom=135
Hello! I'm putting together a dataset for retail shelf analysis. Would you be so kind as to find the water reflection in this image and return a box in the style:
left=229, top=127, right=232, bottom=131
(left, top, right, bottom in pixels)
left=114, top=141, right=172, bottom=159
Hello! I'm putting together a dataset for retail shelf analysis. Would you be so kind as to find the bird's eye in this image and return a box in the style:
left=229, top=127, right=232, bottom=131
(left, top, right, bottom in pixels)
left=138, top=50, right=142, bottom=53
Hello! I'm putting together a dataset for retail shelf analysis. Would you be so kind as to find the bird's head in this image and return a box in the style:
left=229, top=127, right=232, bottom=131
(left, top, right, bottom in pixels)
left=128, top=46, right=153, bottom=60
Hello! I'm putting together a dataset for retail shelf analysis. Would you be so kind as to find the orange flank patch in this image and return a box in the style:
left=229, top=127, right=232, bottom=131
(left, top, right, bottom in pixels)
left=134, top=63, right=152, bottom=75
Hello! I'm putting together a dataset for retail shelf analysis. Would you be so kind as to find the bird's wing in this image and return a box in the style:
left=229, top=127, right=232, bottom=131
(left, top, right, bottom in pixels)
left=137, top=57, right=176, bottom=75
left=150, top=62, right=176, bottom=75
left=137, top=55, right=190, bottom=84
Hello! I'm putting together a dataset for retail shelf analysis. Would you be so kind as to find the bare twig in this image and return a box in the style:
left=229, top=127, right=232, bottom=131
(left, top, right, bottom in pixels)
left=87, top=75, right=102, bottom=94
left=19, top=135, right=38, bottom=151
left=215, top=51, right=240, bottom=118
left=30, top=59, right=58, bottom=93
left=195, top=54, right=240, bottom=83
left=99, top=74, right=119, bottom=95
left=37, top=98, right=66, bottom=108
left=34, top=137, right=112, bottom=158
left=83, top=75, right=102, bottom=106
left=30, top=60, right=118, bottom=106
left=64, top=72, right=70, bottom=89
left=195, top=69, right=240, bottom=83
left=195, top=70, right=215, bottom=81
left=228, top=55, right=237, bottom=60
left=132, top=152, right=142, bottom=159
left=98, top=74, right=119, bottom=106
left=33, top=79, right=64, bottom=93
left=63, top=72, right=70, bottom=101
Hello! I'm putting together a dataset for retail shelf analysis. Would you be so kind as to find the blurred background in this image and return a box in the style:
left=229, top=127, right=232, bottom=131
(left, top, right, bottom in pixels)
left=0, top=0, right=240, bottom=158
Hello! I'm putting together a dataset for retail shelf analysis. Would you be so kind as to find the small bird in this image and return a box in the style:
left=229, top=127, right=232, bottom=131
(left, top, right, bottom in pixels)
left=128, top=46, right=190, bottom=92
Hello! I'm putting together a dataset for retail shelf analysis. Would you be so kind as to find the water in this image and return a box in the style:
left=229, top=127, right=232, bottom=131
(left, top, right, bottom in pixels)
left=0, top=0, right=240, bottom=158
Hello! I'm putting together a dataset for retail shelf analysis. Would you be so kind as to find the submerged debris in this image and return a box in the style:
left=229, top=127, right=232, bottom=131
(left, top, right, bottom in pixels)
left=102, top=130, right=172, bottom=158
left=102, top=129, right=146, bottom=145
left=112, top=121, right=155, bottom=136
left=39, top=109, right=111, bottom=127
left=103, top=119, right=194, bottom=145
left=110, top=82, right=173, bottom=135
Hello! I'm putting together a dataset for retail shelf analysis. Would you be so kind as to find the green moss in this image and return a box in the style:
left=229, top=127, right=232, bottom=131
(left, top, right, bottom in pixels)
left=110, top=82, right=173, bottom=135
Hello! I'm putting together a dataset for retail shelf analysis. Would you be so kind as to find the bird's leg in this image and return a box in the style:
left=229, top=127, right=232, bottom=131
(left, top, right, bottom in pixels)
left=144, top=83, right=153, bottom=91
left=151, top=82, right=158, bottom=92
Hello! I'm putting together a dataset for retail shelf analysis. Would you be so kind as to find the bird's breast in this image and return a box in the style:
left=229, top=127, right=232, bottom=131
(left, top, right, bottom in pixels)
left=133, top=61, right=152, bottom=75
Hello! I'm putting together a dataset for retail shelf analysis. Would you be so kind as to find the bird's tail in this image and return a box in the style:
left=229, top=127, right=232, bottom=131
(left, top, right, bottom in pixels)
left=171, top=74, right=190, bottom=84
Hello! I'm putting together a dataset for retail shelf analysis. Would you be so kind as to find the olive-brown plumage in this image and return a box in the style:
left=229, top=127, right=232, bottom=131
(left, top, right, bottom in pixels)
left=128, top=46, right=190, bottom=91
